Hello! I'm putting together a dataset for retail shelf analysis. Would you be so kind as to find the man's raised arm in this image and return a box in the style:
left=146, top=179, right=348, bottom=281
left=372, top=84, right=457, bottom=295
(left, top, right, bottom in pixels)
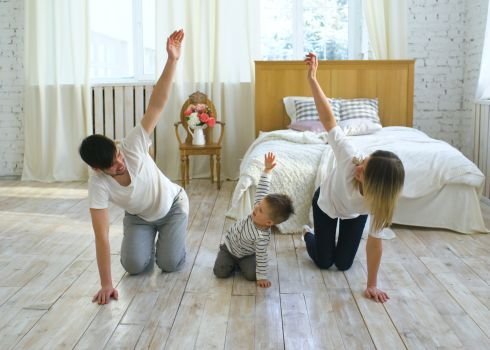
left=141, top=29, right=184, bottom=135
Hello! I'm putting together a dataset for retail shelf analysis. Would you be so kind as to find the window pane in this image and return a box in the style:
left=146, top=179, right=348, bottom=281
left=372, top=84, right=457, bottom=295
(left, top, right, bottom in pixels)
left=90, top=0, right=134, bottom=80
left=260, top=0, right=294, bottom=59
left=142, top=0, right=155, bottom=76
left=303, top=0, right=348, bottom=59
left=260, top=0, right=351, bottom=60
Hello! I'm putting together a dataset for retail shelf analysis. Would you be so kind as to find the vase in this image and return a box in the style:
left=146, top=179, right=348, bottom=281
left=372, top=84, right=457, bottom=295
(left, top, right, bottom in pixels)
left=188, top=125, right=206, bottom=146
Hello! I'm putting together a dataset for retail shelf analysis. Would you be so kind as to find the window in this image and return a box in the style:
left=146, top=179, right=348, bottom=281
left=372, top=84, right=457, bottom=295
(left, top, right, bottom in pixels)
left=260, top=0, right=367, bottom=60
left=90, top=0, right=155, bottom=82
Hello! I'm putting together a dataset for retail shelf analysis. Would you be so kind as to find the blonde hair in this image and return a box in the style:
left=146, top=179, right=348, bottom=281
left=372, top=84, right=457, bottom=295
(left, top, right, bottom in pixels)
left=362, top=150, right=405, bottom=233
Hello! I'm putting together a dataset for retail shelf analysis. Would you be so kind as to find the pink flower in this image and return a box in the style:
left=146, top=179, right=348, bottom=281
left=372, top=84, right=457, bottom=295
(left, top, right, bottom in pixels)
left=199, top=113, right=210, bottom=123
left=184, top=103, right=216, bottom=128
left=196, top=104, right=206, bottom=113
left=184, top=104, right=195, bottom=116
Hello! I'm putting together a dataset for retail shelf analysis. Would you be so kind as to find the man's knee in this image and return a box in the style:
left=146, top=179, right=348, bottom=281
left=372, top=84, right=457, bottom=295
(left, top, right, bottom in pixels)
left=121, top=256, right=151, bottom=275
left=157, top=252, right=185, bottom=272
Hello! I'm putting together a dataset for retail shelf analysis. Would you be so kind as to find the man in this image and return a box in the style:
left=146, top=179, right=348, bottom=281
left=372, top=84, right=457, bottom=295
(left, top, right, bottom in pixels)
left=79, top=29, right=186, bottom=305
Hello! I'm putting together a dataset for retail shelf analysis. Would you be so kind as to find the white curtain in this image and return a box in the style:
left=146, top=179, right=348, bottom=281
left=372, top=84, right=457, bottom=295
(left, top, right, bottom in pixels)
left=362, top=0, right=408, bottom=59
left=22, top=0, right=90, bottom=181
left=154, top=0, right=260, bottom=181
left=476, top=2, right=490, bottom=101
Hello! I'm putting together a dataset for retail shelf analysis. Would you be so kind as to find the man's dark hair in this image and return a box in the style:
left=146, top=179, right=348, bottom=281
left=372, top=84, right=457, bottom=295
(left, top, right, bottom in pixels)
left=264, top=194, right=294, bottom=224
left=79, top=134, right=116, bottom=169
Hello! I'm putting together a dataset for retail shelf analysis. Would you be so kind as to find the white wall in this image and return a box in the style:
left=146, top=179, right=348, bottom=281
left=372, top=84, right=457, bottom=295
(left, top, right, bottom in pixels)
left=0, top=0, right=488, bottom=177
left=0, top=0, right=24, bottom=176
left=408, top=0, right=489, bottom=158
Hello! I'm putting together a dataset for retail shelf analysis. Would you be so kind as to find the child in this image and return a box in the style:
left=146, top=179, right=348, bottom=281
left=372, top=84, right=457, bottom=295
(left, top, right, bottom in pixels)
left=213, top=152, right=294, bottom=288
left=303, top=52, right=405, bottom=303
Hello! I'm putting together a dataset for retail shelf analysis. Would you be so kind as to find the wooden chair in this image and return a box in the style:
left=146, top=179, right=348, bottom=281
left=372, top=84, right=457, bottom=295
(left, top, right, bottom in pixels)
left=174, top=91, right=225, bottom=189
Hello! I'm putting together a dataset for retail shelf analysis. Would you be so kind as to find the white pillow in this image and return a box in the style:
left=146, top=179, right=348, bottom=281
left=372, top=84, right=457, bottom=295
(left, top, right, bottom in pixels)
left=338, top=98, right=382, bottom=136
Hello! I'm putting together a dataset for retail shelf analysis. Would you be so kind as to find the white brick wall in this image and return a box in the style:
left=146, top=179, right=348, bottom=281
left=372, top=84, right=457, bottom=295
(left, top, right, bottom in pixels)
left=408, top=0, right=466, bottom=148
left=0, top=0, right=24, bottom=177
left=408, top=0, right=489, bottom=159
left=0, top=1, right=488, bottom=176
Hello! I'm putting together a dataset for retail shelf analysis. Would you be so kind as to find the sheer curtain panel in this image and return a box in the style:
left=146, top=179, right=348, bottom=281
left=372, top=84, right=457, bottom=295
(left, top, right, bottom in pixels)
left=22, top=0, right=90, bottom=181
left=362, top=0, right=408, bottom=59
left=154, top=0, right=260, bottom=181
left=476, top=2, right=490, bottom=101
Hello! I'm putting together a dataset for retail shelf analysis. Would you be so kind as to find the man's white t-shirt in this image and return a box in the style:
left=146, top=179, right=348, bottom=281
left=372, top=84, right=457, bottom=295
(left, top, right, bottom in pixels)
left=317, top=125, right=369, bottom=220
left=88, top=124, right=181, bottom=222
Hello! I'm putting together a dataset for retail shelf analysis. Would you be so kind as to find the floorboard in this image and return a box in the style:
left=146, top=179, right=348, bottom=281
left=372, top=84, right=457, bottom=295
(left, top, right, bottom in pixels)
left=0, top=179, right=489, bottom=349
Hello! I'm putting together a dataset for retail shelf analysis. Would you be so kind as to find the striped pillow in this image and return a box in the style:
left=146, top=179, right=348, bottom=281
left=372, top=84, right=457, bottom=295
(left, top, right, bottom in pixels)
left=338, top=98, right=382, bottom=135
left=294, top=100, right=318, bottom=121
left=292, top=99, right=341, bottom=122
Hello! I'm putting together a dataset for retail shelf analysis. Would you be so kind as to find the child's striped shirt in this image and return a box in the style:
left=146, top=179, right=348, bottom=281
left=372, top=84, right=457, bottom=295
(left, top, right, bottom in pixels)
left=224, top=173, right=271, bottom=280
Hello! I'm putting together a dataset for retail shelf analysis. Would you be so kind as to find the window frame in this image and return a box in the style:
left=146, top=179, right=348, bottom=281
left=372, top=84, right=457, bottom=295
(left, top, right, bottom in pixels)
left=90, top=0, right=155, bottom=84
left=260, top=0, right=366, bottom=60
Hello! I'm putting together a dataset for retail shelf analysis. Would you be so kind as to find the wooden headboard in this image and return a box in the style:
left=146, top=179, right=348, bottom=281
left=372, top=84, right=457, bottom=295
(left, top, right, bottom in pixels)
left=254, top=60, right=415, bottom=136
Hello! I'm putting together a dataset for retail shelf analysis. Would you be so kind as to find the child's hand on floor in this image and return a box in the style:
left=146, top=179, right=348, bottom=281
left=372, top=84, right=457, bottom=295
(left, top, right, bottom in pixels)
left=256, top=279, right=271, bottom=288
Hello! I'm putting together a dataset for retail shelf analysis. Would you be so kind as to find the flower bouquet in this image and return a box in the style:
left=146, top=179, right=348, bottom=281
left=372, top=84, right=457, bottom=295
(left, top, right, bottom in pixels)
left=184, top=103, right=216, bottom=145
left=184, top=103, right=216, bottom=128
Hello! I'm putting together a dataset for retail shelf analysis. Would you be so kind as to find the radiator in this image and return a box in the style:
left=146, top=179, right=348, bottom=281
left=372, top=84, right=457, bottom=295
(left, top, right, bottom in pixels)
left=91, top=83, right=156, bottom=157
left=473, top=100, right=490, bottom=197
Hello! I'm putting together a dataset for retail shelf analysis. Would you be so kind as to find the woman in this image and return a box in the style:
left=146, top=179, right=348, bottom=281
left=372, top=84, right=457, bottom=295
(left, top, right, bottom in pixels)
left=303, top=53, right=405, bottom=303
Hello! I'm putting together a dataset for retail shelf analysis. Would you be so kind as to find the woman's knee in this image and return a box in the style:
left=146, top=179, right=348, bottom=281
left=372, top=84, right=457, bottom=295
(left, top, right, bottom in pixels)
left=335, top=260, right=354, bottom=271
left=316, top=260, right=334, bottom=270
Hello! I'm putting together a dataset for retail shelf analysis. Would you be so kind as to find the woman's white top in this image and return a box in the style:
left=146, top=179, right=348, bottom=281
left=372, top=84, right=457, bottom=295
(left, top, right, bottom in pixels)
left=316, top=126, right=398, bottom=239
left=316, top=126, right=393, bottom=238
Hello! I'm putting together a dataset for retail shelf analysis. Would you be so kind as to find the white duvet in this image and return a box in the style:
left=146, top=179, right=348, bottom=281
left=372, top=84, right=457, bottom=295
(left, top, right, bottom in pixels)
left=227, top=127, right=486, bottom=234
left=334, top=127, right=484, bottom=197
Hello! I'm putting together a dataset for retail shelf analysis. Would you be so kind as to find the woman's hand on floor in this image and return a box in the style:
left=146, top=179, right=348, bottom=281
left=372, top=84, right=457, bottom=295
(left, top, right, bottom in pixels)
left=364, top=286, right=389, bottom=303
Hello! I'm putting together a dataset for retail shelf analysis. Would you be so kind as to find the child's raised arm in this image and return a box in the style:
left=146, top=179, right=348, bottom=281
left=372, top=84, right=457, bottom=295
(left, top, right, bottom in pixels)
left=264, top=152, right=276, bottom=174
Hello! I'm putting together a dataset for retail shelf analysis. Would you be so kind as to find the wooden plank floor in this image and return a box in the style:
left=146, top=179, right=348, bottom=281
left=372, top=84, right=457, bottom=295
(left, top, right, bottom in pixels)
left=0, top=179, right=489, bottom=349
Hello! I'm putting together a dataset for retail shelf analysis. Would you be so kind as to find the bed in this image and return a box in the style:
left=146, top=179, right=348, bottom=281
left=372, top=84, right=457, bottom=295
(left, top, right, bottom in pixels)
left=227, top=60, right=488, bottom=234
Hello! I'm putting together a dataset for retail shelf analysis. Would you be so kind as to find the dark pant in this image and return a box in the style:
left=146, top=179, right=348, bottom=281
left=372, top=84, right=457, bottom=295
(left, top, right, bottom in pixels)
left=304, top=187, right=368, bottom=271
left=213, top=244, right=256, bottom=281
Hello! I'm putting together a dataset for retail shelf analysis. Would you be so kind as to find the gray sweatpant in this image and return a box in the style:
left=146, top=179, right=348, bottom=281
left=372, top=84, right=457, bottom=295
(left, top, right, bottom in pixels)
left=121, top=190, right=188, bottom=274
left=213, top=244, right=256, bottom=281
